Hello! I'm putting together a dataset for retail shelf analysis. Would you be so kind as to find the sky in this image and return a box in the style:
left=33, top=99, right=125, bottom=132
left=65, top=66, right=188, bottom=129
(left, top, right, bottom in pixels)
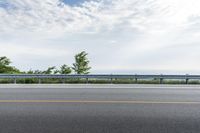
left=0, top=0, right=200, bottom=74
left=62, top=0, right=89, bottom=6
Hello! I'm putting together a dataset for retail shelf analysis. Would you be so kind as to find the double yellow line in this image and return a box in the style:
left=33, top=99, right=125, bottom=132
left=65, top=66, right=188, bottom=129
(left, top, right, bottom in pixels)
left=0, top=100, right=199, bottom=104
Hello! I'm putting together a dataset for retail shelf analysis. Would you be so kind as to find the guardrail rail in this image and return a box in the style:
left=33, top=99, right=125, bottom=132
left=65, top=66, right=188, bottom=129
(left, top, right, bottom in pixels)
left=0, top=74, right=198, bottom=84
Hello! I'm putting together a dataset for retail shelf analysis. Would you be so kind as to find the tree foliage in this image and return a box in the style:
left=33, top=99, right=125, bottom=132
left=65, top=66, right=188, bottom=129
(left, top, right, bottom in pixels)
left=72, top=51, right=91, bottom=74
left=0, top=51, right=91, bottom=74
left=27, top=67, right=56, bottom=74
left=0, top=56, right=11, bottom=66
left=42, top=66, right=56, bottom=74
left=0, top=56, right=20, bottom=74
left=26, top=70, right=42, bottom=74
left=57, top=64, right=72, bottom=74
left=27, top=65, right=72, bottom=75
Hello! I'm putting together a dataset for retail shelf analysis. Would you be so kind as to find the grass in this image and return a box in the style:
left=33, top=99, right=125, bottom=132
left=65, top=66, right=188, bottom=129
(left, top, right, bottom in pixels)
left=0, top=78, right=199, bottom=84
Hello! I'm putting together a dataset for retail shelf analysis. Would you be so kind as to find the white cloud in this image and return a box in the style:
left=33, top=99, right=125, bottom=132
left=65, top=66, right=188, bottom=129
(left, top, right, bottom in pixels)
left=0, top=0, right=200, bottom=73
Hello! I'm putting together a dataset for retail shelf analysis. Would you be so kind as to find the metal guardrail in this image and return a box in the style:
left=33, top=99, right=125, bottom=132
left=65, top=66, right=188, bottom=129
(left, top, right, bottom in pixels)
left=0, top=74, right=199, bottom=84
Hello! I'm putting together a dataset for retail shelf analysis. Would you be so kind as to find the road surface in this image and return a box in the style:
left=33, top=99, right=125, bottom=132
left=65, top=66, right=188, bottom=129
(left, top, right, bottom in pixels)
left=0, top=84, right=200, bottom=133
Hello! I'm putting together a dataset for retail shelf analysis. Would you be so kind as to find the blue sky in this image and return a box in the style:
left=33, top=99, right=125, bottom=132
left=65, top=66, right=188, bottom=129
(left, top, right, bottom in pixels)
left=1, top=0, right=200, bottom=74
left=62, top=0, right=88, bottom=6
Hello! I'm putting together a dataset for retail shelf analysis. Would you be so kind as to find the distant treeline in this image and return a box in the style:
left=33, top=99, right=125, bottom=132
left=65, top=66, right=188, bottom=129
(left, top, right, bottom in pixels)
left=0, top=51, right=91, bottom=74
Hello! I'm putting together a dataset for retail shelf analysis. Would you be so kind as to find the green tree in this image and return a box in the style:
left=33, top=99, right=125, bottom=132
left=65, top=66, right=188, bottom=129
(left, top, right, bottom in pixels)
left=27, top=67, right=57, bottom=74
left=42, top=66, right=56, bottom=74
left=0, top=56, right=20, bottom=74
left=27, top=70, right=43, bottom=74
left=0, top=56, right=11, bottom=66
left=57, top=64, right=72, bottom=74
left=72, top=51, right=91, bottom=74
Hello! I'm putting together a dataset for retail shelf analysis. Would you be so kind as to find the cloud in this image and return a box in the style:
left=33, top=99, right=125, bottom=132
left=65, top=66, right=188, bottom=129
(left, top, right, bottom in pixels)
left=0, top=0, right=168, bottom=33
left=0, top=0, right=200, bottom=73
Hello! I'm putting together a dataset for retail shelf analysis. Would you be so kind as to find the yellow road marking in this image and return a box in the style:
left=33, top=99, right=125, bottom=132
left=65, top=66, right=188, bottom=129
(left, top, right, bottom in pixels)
left=0, top=100, right=199, bottom=104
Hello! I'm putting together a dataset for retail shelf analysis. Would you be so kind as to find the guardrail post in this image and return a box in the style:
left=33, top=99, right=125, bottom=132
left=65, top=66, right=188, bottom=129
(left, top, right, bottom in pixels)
left=159, top=78, right=163, bottom=84
left=159, top=75, right=163, bottom=84
left=86, top=78, right=88, bottom=84
left=62, top=79, right=65, bottom=84
left=110, top=74, right=113, bottom=84
left=38, top=79, right=41, bottom=84
left=185, top=74, right=189, bottom=84
left=186, top=79, right=189, bottom=84
left=14, top=78, right=16, bottom=84
left=135, top=74, right=138, bottom=84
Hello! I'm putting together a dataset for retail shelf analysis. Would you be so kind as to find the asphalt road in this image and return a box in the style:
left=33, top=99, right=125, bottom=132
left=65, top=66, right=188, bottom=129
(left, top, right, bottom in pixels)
left=1, top=84, right=200, bottom=133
